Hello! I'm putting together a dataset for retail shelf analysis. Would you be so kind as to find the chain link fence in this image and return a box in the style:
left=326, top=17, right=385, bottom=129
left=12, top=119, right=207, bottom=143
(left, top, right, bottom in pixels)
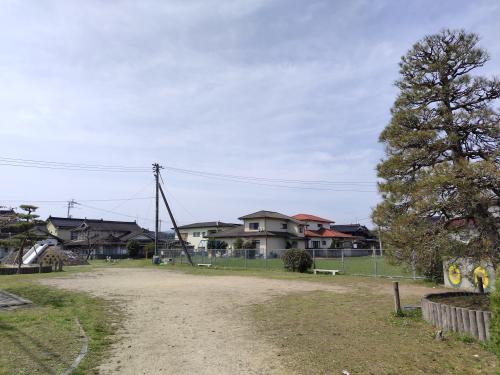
left=157, top=248, right=423, bottom=279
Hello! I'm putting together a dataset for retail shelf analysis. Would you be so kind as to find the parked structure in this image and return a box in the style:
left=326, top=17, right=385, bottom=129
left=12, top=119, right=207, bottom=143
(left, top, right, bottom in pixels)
left=292, top=214, right=353, bottom=249
left=175, top=221, right=240, bottom=250
left=210, top=210, right=306, bottom=255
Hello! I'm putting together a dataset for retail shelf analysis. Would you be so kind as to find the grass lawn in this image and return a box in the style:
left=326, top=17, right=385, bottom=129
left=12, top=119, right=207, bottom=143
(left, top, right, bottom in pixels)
left=89, top=255, right=419, bottom=278
left=0, top=270, right=118, bottom=375
left=249, top=290, right=496, bottom=374
left=1, top=260, right=493, bottom=374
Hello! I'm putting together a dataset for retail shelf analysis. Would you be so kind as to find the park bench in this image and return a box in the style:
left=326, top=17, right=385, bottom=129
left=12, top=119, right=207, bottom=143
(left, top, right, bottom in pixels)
left=197, top=263, right=213, bottom=268
left=313, top=269, right=339, bottom=276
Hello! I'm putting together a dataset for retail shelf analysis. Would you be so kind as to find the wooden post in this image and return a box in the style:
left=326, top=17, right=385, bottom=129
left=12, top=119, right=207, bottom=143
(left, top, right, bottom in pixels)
left=477, top=276, right=484, bottom=294
left=39, top=262, right=43, bottom=273
left=469, top=310, right=479, bottom=338
left=484, top=312, right=491, bottom=341
left=477, top=310, right=486, bottom=341
left=393, top=281, right=402, bottom=315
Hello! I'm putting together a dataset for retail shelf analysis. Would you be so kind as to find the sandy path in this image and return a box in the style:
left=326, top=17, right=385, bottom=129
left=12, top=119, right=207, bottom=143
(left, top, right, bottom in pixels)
left=41, top=268, right=348, bottom=374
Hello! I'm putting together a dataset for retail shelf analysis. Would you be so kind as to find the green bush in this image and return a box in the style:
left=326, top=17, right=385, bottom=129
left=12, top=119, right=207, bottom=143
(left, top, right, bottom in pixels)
left=126, top=240, right=141, bottom=258
left=281, top=248, right=313, bottom=273
left=490, top=273, right=500, bottom=357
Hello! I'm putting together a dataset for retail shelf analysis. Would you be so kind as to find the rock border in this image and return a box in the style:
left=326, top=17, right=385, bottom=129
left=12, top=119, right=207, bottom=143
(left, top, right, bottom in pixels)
left=62, top=318, right=89, bottom=375
left=421, top=292, right=491, bottom=341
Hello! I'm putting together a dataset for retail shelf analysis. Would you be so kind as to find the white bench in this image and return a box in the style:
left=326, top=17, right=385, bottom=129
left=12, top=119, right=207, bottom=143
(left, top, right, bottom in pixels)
left=197, top=263, right=213, bottom=268
left=313, top=269, right=339, bottom=275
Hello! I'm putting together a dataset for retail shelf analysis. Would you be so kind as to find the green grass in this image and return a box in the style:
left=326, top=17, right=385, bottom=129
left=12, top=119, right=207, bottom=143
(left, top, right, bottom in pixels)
left=0, top=272, right=118, bottom=375
left=88, top=255, right=419, bottom=278
left=249, top=290, right=497, bottom=375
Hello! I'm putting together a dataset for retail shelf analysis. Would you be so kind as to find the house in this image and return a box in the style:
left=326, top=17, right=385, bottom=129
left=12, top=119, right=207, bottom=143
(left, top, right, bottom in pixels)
left=330, top=223, right=379, bottom=249
left=292, top=214, right=353, bottom=249
left=46, top=216, right=85, bottom=241
left=63, top=218, right=144, bottom=258
left=210, top=210, right=306, bottom=255
left=174, top=221, right=240, bottom=250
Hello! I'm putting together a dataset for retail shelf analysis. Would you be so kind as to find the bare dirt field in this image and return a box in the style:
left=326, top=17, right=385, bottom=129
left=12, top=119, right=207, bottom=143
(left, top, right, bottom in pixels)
left=41, top=268, right=437, bottom=375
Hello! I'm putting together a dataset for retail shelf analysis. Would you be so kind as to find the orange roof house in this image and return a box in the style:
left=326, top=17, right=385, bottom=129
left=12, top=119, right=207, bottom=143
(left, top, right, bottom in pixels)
left=292, top=214, right=335, bottom=223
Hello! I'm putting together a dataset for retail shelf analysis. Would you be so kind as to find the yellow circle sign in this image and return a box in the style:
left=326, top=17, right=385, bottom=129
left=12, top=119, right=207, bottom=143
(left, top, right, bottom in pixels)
left=448, top=264, right=461, bottom=286
left=474, top=266, right=489, bottom=289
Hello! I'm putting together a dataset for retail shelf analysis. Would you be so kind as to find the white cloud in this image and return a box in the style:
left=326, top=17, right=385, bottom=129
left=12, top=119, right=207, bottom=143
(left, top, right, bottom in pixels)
left=1, top=0, right=499, bottom=227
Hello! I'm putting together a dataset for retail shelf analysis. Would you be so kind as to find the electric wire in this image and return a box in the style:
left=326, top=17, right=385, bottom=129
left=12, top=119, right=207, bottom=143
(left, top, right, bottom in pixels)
left=0, top=156, right=378, bottom=192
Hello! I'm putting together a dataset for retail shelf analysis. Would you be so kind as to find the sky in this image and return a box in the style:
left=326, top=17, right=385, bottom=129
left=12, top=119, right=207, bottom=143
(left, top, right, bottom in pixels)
left=1, top=0, right=499, bottom=230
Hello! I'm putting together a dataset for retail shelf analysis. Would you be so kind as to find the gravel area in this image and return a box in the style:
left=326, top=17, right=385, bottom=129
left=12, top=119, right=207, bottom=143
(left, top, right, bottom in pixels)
left=41, top=268, right=348, bottom=374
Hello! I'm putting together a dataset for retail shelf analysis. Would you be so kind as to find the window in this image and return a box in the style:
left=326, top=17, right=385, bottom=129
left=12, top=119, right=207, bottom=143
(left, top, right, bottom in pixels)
left=202, top=232, right=206, bottom=237
left=318, top=223, right=323, bottom=229
left=193, top=232, right=200, bottom=237
left=322, top=240, right=327, bottom=246
left=281, top=223, right=287, bottom=230
left=70, top=231, right=78, bottom=240
left=299, top=226, right=303, bottom=233
left=249, top=222, right=259, bottom=230
left=311, top=240, right=321, bottom=249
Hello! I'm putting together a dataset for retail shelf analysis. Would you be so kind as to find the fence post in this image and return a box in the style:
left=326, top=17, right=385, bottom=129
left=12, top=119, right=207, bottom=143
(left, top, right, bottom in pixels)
left=393, top=281, right=402, bottom=315
left=411, top=249, right=416, bottom=280
left=312, top=248, right=316, bottom=269
left=478, top=276, right=484, bottom=294
left=341, top=248, right=345, bottom=273
left=265, top=247, right=268, bottom=271
left=245, top=249, right=247, bottom=270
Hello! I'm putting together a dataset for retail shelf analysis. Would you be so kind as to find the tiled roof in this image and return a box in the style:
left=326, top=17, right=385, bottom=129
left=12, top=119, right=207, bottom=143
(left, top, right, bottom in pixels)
left=330, top=224, right=369, bottom=234
left=211, top=225, right=302, bottom=240
left=238, top=210, right=303, bottom=224
left=292, top=213, right=335, bottom=223
left=74, top=219, right=141, bottom=233
left=305, top=228, right=353, bottom=239
left=47, top=216, right=85, bottom=228
left=176, top=221, right=240, bottom=230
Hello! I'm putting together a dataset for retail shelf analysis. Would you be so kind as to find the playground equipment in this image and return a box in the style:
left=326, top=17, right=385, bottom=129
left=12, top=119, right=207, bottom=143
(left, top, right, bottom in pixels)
left=444, top=257, right=495, bottom=291
left=22, top=239, right=57, bottom=265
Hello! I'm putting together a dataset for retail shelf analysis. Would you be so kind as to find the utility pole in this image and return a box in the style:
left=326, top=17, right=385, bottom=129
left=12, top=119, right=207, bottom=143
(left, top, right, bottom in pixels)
left=153, top=163, right=162, bottom=257
left=67, top=199, right=76, bottom=218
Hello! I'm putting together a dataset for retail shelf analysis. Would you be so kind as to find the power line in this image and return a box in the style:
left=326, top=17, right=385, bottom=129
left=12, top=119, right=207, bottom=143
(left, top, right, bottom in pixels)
left=0, top=197, right=154, bottom=203
left=161, top=165, right=375, bottom=185
left=76, top=202, right=155, bottom=223
left=0, top=157, right=149, bottom=173
left=0, top=156, right=379, bottom=192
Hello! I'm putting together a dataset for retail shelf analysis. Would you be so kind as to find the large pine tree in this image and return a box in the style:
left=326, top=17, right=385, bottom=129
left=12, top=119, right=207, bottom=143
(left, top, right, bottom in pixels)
left=373, top=30, right=499, bottom=280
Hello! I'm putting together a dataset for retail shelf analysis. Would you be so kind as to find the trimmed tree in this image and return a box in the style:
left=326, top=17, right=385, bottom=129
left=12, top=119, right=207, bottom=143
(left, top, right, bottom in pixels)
left=281, top=248, right=313, bottom=273
left=126, top=240, right=141, bottom=258
left=0, top=205, right=41, bottom=273
left=373, top=30, right=500, bottom=280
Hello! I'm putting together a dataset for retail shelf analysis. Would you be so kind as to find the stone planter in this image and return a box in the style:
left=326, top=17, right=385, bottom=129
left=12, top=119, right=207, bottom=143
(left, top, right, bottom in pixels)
left=421, top=292, right=491, bottom=342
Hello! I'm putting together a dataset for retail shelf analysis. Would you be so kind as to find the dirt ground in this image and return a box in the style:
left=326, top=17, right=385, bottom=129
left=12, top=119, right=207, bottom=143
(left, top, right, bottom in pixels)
left=41, top=268, right=433, bottom=375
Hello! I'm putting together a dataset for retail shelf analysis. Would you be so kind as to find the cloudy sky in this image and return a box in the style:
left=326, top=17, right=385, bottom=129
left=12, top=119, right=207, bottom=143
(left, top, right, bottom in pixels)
left=1, top=0, right=499, bottom=230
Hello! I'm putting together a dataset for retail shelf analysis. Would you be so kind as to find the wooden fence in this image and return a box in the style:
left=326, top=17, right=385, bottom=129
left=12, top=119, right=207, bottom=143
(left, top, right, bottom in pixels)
left=421, top=292, right=491, bottom=341
left=0, top=265, right=53, bottom=275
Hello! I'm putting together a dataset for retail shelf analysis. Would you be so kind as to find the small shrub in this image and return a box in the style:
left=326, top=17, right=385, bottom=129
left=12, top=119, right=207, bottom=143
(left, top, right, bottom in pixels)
left=281, top=248, right=313, bottom=273
left=490, top=273, right=500, bottom=356
left=126, top=240, right=141, bottom=258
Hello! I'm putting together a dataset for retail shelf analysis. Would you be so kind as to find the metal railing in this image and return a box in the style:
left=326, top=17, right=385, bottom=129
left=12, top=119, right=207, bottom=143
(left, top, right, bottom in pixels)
left=158, top=248, right=423, bottom=279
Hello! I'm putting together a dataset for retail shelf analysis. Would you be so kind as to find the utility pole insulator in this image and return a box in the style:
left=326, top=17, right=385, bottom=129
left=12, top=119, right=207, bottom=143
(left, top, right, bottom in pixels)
left=67, top=199, right=77, bottom=218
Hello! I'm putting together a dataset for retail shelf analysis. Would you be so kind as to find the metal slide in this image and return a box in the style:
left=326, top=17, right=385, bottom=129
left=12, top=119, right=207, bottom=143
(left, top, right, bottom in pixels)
left=22, top=240, right=56, bottom=265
